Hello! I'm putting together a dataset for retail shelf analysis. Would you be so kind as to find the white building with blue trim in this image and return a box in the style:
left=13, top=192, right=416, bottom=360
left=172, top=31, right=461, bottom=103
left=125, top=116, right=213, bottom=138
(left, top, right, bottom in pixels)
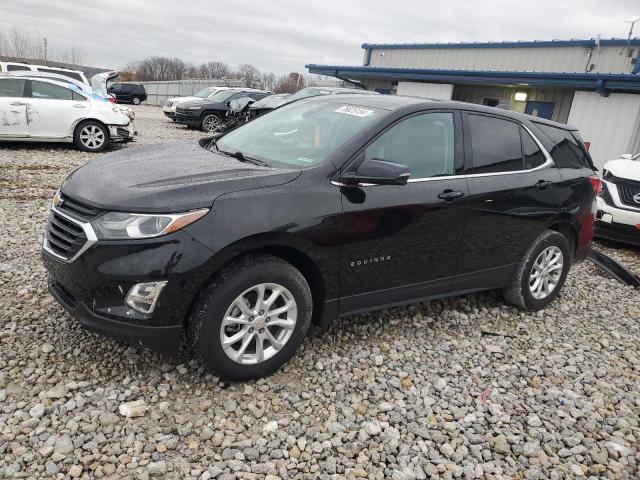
left=307, top=38, right=640, bottom=170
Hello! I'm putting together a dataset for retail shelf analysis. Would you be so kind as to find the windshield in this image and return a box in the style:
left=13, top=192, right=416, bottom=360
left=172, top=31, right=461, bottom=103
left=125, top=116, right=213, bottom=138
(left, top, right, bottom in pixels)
left=217, top=100, right=383, bottom=168
left=286, top=88, right=334, bottom=102
left=195, top=88, right=216, bottom=98
left=207, top=89, right=240, bottom=103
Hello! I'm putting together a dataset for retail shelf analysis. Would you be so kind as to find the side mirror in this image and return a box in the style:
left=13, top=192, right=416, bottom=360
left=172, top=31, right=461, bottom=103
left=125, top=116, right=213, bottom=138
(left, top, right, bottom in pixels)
left=620, top=153, right=633, bottom=160
left=341, top=159, right=411, bottom=186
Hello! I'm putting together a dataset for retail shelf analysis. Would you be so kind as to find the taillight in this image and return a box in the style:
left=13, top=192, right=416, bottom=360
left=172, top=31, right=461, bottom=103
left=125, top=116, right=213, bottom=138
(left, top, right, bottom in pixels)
left=589, top=175, right=602, bottom=195
left=108, top=97, right=116, bottom=104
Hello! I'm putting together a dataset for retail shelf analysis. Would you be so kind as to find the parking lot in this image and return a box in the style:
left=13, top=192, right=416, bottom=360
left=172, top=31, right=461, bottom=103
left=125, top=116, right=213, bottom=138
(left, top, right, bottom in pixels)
left=0, top=105, right=638, bottom=479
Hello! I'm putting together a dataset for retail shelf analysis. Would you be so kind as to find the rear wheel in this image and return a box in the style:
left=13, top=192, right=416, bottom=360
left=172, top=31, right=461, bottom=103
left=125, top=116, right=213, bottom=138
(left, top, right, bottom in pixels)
left=132, top=96, right=141, bottom=105
left=502, top=230, right=571, bottom=310
left=73, top=121, right=109, bottom=152
left=189, top=255, right=312, bottom=381
left=201, top=113, right=222, bottom=132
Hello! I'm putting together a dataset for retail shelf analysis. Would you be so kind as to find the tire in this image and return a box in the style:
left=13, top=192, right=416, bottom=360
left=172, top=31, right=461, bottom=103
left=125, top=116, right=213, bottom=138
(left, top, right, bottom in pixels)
left=502, top=230, right=571, bottom=311
left=188, top=255, right=312, bottom=381
left=132, top=96, right=141, bottom=105
left=73, top=121, right=109, bottom=153
left=201, top=113, right=222, bottom=132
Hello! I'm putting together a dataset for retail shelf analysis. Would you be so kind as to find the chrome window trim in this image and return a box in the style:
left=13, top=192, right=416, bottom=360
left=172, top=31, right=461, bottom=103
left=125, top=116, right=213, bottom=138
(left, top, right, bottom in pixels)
left=602, top=179, right=640, bottom=212
left=333, top=122, right=555, bottom=187
left=42, top=205, right=97, bottom=263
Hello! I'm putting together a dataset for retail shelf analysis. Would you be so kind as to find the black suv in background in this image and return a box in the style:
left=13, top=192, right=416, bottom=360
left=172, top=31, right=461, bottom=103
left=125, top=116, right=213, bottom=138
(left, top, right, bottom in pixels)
left=42, top=95, right=599, bottom=381
left=175, top=88, right=271, bottom=131
left=107, top=82, right=147, bottom=104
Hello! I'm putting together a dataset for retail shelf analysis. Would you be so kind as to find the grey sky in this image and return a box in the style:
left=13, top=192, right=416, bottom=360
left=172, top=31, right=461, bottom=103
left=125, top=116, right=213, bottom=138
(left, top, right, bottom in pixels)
left=1, top=0, right=639, bottom=74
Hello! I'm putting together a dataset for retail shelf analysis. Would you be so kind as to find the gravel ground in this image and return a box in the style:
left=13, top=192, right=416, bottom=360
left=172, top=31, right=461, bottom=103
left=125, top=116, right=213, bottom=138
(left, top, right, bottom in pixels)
left=0, top=105, right=638, bottom=479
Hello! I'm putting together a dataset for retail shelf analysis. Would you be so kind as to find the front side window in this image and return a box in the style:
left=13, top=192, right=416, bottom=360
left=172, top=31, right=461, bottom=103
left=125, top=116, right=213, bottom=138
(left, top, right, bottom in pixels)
left=0, top=78, right=26, bottom=97
left=31, top=81, right=74, bottom=100
left=217, top=101, right=383, bottom=168
left=468, top=114, right=523, bottom=173
left=365, top=112, right=455, bottom=179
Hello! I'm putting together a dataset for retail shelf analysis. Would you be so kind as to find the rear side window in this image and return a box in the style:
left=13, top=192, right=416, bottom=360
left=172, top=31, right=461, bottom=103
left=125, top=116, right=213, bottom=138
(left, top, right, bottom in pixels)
left=534, top=123, right=592, bottom=169
left=31, top=81, right=73, bottom=100
left=365, top=112, right=455, bottom=179
left=521, top=127, right=547, bottom=169
left=36, top=67, right=84, bottom=82
left=0, top=78, right=26, bottom=97
left=7, top=64, right=30, bottom=72
left=468, top=114, right=523, bottom=173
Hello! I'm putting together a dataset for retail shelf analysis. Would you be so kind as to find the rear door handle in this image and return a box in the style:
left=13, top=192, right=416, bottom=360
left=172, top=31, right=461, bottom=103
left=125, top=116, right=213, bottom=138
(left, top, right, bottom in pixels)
left=438, top=190, right=465, bottom=201
left=10, top=101, right=26, bottom=106
left=73, top=104, right=87, bottom=108
left=536, top=180, right=553, bottom=189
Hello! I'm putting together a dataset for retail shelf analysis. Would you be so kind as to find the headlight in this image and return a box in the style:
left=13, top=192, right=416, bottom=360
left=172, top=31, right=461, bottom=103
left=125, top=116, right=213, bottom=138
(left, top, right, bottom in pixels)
left=91, top=209, right=209, bottom=239
left=187, top=106, right=201, bottom=110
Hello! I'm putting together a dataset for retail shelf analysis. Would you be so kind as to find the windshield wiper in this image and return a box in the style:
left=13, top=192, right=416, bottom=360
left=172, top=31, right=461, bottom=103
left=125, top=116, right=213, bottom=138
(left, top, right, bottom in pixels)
left=217, top=148, right=268, bottom=167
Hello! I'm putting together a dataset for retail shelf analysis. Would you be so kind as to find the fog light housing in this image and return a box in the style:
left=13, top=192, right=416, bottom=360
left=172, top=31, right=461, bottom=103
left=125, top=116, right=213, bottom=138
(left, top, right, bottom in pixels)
left=125, top=281, right=168, bottom=315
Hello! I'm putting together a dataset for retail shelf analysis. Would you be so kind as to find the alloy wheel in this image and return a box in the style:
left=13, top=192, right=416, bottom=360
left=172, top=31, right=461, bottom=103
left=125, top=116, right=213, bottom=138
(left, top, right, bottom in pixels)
left=529, top=246, right=564, bottom=300
left=203, top=115, right=221, bottom=132
left=220, top=283, right=297, bottom=365
left=79, top=125, right=105, bottom=150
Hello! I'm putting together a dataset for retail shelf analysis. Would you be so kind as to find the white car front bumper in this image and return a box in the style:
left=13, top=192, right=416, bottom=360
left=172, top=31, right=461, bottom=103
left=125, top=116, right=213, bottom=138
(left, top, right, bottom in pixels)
left=595, top=179, right=640, bottom=245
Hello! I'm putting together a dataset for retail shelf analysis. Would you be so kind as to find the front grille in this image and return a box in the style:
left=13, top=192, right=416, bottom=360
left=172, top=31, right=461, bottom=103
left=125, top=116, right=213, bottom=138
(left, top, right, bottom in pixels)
left=45, top=211, right=87, bottom=260
left=57, top=195, right=102, bottom=222
left=616, top=181, right=640, bottom=207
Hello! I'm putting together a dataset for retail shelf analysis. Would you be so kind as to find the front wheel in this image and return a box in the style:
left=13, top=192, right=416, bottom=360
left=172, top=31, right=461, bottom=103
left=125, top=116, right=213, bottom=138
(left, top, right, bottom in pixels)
left=189, top=255, right=312, bottom=381
left=73, top=121, right=109, bottom=152
left=201, top=113, right=222, bottom=132
left=502, top=230, right=571, bottom=310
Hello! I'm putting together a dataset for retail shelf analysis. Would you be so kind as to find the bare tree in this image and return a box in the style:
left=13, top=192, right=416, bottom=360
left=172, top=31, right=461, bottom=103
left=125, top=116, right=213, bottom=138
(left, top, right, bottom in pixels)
left=274, top=72, right=306, bottom=94
left=238, top=64, right=261, bottom=87
left=128, top=56, right=190, bottom=81
left=261, top=71, right=277, bottom=92
left=196, top=61, right=230, bottom=79
left=0, top=27, right=89, bottom=66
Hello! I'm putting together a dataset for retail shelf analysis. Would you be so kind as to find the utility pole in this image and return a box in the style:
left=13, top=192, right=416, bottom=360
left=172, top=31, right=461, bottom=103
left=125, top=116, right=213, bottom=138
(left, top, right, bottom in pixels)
left=43, top=37, right=48, bottom=65
left=625, top=16, right=640, bottom=58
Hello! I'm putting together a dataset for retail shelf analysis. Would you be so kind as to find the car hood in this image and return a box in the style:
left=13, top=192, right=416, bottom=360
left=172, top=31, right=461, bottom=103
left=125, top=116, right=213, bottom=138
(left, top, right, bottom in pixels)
left=168, top=96, right=200, bottom=104
left=60, top=141, right=301, bottom=212
left=603, top=158, right=640, bottom=182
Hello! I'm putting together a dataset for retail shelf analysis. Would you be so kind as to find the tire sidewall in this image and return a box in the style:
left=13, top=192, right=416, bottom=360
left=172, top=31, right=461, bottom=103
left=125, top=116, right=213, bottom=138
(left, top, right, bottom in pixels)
left=73, top=121, right=109, bottom=152
left=519, top=232, right=571, bottom=310
left=194, top=260, right=312, bottom=381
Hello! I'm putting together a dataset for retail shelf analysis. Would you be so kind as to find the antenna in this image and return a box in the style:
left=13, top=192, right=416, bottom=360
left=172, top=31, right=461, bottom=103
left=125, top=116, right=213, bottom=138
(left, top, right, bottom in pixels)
left=625, top=15, right=640, bottom=57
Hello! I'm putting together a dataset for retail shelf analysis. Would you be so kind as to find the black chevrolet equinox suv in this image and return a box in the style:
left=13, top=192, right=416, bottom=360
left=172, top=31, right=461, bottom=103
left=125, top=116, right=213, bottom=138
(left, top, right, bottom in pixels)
left=42, top=95, right=599, bottom=380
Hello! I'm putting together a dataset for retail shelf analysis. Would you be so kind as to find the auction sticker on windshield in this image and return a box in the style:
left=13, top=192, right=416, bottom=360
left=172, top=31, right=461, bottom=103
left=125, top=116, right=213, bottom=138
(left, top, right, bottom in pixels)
left=335, top=105, right=375, bottom=117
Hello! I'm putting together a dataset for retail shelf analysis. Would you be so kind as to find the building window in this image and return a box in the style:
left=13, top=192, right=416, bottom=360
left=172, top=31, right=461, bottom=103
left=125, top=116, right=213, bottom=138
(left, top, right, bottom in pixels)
left=482, top=98, right=500, bottom=107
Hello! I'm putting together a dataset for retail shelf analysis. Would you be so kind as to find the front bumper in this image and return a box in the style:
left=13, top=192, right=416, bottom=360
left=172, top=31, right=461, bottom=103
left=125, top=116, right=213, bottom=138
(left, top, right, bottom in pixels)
left=42, top=227, right=217, bottom=354
left=174, top=111, right=201, bottom=126
left=595, top=195, right=640, bottom=245
left=108, top=123, right=136, bottom=142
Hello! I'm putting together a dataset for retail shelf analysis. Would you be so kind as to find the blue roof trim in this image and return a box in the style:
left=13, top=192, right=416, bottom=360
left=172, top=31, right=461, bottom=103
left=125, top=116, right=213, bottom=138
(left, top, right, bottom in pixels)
left=361, top=38, right=640, bottom=50
left=305, top=65, right=640, bottom=93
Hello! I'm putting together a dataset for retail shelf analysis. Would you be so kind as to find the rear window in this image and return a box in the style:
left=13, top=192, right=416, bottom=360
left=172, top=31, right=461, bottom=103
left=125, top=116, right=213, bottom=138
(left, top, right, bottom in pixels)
left=534, top=123, right=592, bottom=169
left=31, top=81, right=73, bottom=100
left=0, top=78, right=26, bottom=97
left=521, top=127, right=547, bottom=169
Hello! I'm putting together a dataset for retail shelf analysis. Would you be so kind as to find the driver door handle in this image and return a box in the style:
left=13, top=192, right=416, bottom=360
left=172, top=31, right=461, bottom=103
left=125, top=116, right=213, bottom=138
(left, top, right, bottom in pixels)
left=535, top=180, right=553, bottom=189
left=438, top=190, right=465, bottom=201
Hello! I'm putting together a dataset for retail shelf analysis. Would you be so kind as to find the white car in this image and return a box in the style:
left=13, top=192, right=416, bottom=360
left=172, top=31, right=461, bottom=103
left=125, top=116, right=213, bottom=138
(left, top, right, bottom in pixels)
left=0, top=61, right=89, bottom=85
left=596, top=152, right=640, bottom=246
left=0, top=74, right=134, bottom=152
left=163, top=86, right=229, bottom=120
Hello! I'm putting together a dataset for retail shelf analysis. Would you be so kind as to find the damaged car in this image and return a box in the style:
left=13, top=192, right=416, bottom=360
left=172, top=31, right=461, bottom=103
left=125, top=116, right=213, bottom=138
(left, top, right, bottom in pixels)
left=0, top=73, right=134, bottom=152
left=596, top=151, right=640, bottom=245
